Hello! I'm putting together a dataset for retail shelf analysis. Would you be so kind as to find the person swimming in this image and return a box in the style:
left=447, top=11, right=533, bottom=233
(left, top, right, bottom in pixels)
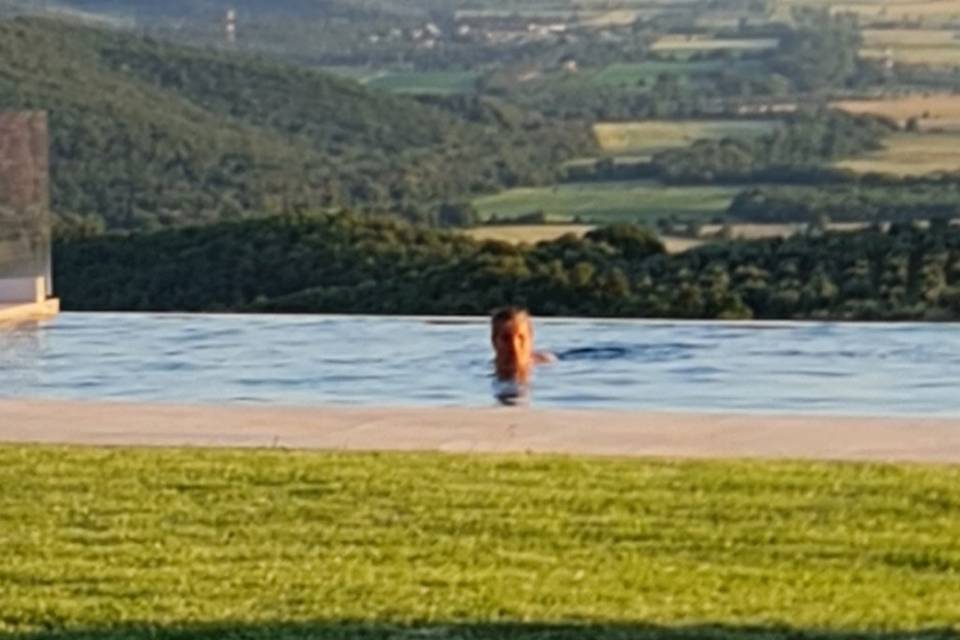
left=490, top=307, right=555, bottom=385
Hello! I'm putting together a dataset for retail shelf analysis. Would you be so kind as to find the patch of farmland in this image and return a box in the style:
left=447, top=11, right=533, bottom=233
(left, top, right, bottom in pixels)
left=651, top=35, right=779, bottom=51
left=473, top=182, right=739, bottom=225
left=593, top=119, right=778, bottom=155
left=833, top=93, right=960, bottom=130
left=836, top=132, right=960, bottom=175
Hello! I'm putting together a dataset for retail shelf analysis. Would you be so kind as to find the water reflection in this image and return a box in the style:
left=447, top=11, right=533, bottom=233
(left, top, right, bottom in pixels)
left=492, top=378, right=530, bottom=407
left=0, top=318, right=45, bottom=395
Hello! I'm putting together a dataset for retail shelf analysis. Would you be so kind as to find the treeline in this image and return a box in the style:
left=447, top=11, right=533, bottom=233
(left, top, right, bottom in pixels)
left=651, top=110, right=895, bottom=184
left=729, top=185, right=960, bottom=224
left=55, top=211, right=960, bottom=321
left=566, top=110, right=896, bottom=185
left=0, top=17, right=595, bottom=231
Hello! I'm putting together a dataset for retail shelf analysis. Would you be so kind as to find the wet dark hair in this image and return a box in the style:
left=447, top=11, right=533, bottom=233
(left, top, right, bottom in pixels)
left=491, top=307, right=532, bottom=335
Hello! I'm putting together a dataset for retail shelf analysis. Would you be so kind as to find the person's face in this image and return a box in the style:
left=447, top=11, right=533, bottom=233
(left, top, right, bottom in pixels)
left=493, top=318, right=533, bottom=377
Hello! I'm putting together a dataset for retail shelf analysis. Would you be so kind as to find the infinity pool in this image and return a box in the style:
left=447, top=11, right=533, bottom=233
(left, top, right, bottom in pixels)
left=0, top=313, right=958, bottom=417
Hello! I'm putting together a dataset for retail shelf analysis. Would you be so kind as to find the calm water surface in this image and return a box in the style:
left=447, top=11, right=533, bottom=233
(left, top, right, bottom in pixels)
left=0, top=313, right=958, bottom=417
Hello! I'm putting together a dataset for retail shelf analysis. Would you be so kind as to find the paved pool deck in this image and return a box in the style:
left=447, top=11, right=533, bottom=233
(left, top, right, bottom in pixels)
left=1, top=400, right=959, bottom=463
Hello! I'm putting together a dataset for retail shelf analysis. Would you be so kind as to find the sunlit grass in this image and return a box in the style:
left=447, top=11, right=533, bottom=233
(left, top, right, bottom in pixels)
left=2, top=445, right=960, bottom=638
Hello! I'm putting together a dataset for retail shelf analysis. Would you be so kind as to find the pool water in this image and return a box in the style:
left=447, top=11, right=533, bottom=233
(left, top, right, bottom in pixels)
left=1, top=313, right=958, bottom=417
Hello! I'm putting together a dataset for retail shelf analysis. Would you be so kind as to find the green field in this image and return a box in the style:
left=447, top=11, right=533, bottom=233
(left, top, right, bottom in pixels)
left=2, top=446, right=960, bottom=638
left=592, top=60, right=728, bottom=85
left=593, top=119, right=777, bottom=155
left=323, top=68, right=479, bottom=94
left=475, top=182, right=739, bottom=224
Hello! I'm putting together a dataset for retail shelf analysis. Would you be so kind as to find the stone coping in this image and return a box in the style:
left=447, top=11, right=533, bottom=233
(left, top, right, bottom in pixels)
left=0, top=299, right=59, bottom=323
left=1, top=399, right=958, bottom=464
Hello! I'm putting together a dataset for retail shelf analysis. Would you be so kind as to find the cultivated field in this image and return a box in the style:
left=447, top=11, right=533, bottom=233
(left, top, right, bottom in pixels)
left=862, top=28, right=960, bottom=66
left=793, top=0, right=960, bottom=23
left=651, top=35, right=779, bottom=52
left=593, top=119, right=777, bottom=155
left=3, top=446, right=960, bottom=637
left=473, top=181, right=739, bottom=224
left=836, top=132, right=960, bottom=175
left=833, top=93, right=960, bottom=130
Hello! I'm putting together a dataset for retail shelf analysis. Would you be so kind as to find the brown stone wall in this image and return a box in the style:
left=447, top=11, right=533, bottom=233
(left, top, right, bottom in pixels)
left=0, top=111, right=51, bottom=283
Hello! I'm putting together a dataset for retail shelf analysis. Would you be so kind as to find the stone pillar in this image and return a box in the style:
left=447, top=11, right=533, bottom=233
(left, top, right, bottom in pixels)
left=0, top=111, right=52, bottom=301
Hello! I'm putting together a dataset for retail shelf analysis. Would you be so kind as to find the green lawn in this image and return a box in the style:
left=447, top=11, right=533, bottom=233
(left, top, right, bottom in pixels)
left=2, top=446, right=960, bottom=639
left=474, top=182, right=738, bottom=224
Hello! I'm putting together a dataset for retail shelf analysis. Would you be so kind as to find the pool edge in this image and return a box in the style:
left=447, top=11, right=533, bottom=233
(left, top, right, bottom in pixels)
left=2, top=399, right=959, bottom=464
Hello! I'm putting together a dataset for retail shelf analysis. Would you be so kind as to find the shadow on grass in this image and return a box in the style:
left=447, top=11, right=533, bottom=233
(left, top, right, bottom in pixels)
left=6, top=622, right=959, bottom=640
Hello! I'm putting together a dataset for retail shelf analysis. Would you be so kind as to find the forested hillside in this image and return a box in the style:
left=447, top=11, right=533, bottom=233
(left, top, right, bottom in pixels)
left=0, top=18, right=594, bottom=230
left=55, top=213, right=960, bottom=321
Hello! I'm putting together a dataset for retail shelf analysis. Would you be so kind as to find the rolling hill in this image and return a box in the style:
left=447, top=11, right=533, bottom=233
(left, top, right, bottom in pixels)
left=0, top=16, right=594, bottom=230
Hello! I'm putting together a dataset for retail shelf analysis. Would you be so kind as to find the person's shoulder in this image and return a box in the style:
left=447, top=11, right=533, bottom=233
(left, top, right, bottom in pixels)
left=533, top=351, right=557, bottom=364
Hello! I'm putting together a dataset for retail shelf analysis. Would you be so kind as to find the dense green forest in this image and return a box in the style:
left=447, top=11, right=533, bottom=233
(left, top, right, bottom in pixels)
left=55, top=212, right=960, bottom=321
left=0, top=18, right=595, bottom=231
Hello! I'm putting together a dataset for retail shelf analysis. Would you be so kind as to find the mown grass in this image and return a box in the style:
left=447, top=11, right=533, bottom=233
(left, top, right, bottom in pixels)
left=2, top=445, right=960, bottom=639
left=474, top=182, right=737, bottom=224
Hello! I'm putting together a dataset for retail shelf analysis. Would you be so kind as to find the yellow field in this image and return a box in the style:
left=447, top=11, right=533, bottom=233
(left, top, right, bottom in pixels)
left=789, top=0, right=960, bottom=22
left=463, top=224, right=592, bottom=244
left=836, top=132, right=960, bottom=175
left=863, top=29, right=959, bottom=47
left=579, top=9, right=641, bottom=27
left=593, top=120, right=776, bottom=155
left=464, top=225, right=708, bottom=253
left=833, top=93, right=960, bottom=130
left=651, top=35, right=779, bottom=51
left=860, top=28, right=960, bottom=65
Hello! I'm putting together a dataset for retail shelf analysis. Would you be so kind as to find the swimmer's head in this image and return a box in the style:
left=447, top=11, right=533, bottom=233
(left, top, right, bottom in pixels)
left=491, top=306, right=534, bottom=381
